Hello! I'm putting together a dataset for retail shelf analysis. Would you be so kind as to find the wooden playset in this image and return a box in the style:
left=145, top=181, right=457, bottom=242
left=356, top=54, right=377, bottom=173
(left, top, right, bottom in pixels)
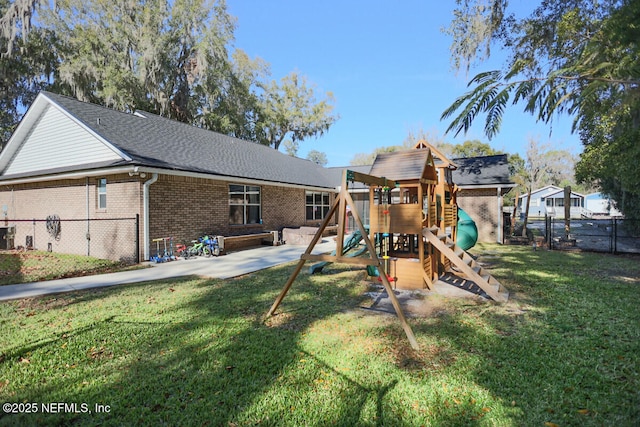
left=266, top=142, right=509, bottom=349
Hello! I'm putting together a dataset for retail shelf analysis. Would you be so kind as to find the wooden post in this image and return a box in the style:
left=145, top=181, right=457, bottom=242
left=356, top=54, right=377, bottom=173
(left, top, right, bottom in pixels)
left=266, top=259, right=307, bottom=317
left=266, top=194, right=340, bottom=317
left=267, top=171, right=419, bottom=351
left=336, top=170, right=348, bottom=257
left=511, top=190, right=519, bottom=237
left=344, top=190, right=419, bottom=350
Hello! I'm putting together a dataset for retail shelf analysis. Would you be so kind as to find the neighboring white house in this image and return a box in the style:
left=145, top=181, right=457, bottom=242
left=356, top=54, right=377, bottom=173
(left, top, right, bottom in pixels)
left=585, top=192, right=623, bottom=217
left=517, top=185, right=586, bottom=219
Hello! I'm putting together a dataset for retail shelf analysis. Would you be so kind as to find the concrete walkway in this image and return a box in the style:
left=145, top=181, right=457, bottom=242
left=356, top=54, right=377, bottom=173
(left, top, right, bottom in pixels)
left=0, top=239, right=337, bottom=302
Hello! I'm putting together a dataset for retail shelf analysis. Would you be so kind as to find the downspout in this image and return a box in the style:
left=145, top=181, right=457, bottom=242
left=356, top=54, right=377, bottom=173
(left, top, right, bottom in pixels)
left=143, top=173, right=158, bottom=261
left=86, top=178, right=90, bottom=256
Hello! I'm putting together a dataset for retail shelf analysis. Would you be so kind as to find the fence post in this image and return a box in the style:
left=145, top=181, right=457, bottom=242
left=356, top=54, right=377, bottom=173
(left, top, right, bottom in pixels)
left=545, top=215, right=550, bottom=249
left=86, top=218, right=91, bottom=257
left=613, top=217, right=617, bottom=254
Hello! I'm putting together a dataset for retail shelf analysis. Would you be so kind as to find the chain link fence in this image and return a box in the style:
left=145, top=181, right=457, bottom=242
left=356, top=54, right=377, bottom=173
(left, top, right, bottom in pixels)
left=0, top=216, right=139, bottom=263
left=523, top=217, right=640, bottom=254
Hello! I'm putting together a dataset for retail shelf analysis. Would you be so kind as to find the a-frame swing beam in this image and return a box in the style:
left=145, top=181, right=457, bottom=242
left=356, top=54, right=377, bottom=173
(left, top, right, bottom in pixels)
left=266, top=192, right=340, bottom=318
left=266, top=170, right=419, bottom=350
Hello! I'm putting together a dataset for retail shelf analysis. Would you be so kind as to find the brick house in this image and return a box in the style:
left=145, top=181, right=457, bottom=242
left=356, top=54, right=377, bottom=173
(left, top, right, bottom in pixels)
left=0, top=92, right=337, bottom=261
left=452, top=155, right=516, bottom=242
left=0, top=92, right=514, bottom=262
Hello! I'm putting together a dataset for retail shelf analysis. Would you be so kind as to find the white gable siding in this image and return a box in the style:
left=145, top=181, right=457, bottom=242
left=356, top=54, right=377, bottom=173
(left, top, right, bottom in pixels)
left=4, top=105, right=123, bottom=175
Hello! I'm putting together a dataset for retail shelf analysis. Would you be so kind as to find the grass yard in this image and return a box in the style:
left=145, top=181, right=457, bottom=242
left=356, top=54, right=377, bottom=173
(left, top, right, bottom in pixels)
left=0, top=250, right=132, bottom=286
left=0, top=244, right=638, bottom=426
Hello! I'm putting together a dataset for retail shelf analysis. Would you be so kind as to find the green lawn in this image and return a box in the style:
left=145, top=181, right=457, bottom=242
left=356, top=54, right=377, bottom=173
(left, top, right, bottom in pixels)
left=0, top=245, right=638, bottom=426
left=0, top=250, right=131, bottom=286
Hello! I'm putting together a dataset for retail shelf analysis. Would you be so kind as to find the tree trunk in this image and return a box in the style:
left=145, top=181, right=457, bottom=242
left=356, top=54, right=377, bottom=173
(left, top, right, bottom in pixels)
left=511, top=190, right=519, bottom=236
left=522, top=187, right=532, bottom=238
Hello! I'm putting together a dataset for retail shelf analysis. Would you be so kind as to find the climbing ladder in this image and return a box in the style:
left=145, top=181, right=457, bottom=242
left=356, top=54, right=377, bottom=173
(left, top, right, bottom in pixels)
left=422, top=226, right=509, bottom=302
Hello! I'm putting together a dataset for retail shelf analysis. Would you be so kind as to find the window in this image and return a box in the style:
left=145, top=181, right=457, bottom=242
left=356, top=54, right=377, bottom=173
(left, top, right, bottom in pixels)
left=306, top=191, right=330, bottom=221
left=229, top=184, right=261, bottom=225
left=97, top=178, right=107, bottom=209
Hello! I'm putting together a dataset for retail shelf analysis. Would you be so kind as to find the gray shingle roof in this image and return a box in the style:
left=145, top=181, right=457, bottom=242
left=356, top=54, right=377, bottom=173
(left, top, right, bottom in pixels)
left=369, top=150, right=432, bottom=182
left=452, top=154, right=515, bottom=187
left=328, top=153, right=514, bottom=189
left=38, top=92, right=335, bottom=188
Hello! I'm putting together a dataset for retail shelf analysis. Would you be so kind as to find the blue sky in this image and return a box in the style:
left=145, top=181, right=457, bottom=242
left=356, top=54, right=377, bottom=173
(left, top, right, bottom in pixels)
left=227, top=0, right=581, bottom=167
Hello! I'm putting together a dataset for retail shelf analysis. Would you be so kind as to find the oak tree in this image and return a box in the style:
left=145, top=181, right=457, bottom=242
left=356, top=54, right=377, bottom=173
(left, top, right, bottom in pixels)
left=442, top=0, right=640, bottom=217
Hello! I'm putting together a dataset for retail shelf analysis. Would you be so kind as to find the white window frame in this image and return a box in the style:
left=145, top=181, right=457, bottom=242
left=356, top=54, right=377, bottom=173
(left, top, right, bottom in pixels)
left=97, top=178, right=107, bottom=210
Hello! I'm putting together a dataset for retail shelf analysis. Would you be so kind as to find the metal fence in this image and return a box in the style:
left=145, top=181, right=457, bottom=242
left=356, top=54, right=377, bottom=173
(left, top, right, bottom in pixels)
left=526, top=217, right=640, bottom=254
left=0, top=216, right=139, bottom=263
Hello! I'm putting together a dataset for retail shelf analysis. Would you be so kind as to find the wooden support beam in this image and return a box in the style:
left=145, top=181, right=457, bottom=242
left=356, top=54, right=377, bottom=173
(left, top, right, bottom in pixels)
left=302, top=254, right=378, bottom=266
left=343, top=190, right=420, bottom=350
left=378, top=266, right=420, bottom=350
left=266, top=195, right=340, bottom=317
left=267, top=169, right=419, bottom=351
left=420, top=178, right=438, bottom=185
left=344, top=190, right=377, bottom=259
left=346, top=170, right=397, bottom=188
left=336, top=170, right=348, bottom=257
left=266, top=258, right=306, bottom=317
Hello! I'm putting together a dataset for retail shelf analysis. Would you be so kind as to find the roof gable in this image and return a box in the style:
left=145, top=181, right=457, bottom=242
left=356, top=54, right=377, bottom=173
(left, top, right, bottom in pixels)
left=1, top=92, right=335, bottom=189
left=0, top=94, right=128, bottom=176
left=527, top=185, right=562, bottom=198
left=545, top=188, right=585, bottom=198
left=414, top=140, right=457, bottom=168
left=370, top=149, right=436, bottom=182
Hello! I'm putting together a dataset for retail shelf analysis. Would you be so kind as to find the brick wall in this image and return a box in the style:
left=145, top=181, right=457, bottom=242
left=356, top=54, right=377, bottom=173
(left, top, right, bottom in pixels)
left=457, top=188, right=500, bottom=243
left=0, top=174, right=142, bottom=261
left=262, top=186, right=306, bottom=230
left=147, top=175, right=228, bottom=247
left=148, top=175, right=334, bottom=250
left=1, top=173, right=336, bottom=260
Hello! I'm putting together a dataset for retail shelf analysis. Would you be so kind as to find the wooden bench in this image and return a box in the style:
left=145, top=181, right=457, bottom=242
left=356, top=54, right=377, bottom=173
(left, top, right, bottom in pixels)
left=218, top=232, right=276, bottom=253
left=323, top=225, right=338, bottom=235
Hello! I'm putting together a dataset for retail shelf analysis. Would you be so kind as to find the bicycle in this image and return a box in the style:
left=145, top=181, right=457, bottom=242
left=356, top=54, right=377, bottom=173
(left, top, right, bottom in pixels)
left=175, top=242, right=190, bottom=259
left=185, top=235, right=220, bottom=258
left=202, top=235, right=220, bottom=257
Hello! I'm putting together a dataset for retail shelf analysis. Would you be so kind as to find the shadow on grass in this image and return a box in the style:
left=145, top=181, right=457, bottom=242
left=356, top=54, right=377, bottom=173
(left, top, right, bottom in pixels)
left=0, top=252, right=24, bottom=286
left=396, top=245, right=640, bottom=425
left=0, top=264, right=417, bottom=426
left=1, top=248, right=638, bottom=426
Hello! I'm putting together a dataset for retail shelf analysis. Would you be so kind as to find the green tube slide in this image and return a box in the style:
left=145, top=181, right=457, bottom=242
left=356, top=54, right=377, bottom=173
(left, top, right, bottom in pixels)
left=456, top=208, right=478, bottom=250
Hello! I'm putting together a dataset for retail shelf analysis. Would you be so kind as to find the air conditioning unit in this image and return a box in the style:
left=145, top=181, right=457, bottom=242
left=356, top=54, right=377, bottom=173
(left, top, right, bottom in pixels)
left=0, top=226, right=15, bottom=250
